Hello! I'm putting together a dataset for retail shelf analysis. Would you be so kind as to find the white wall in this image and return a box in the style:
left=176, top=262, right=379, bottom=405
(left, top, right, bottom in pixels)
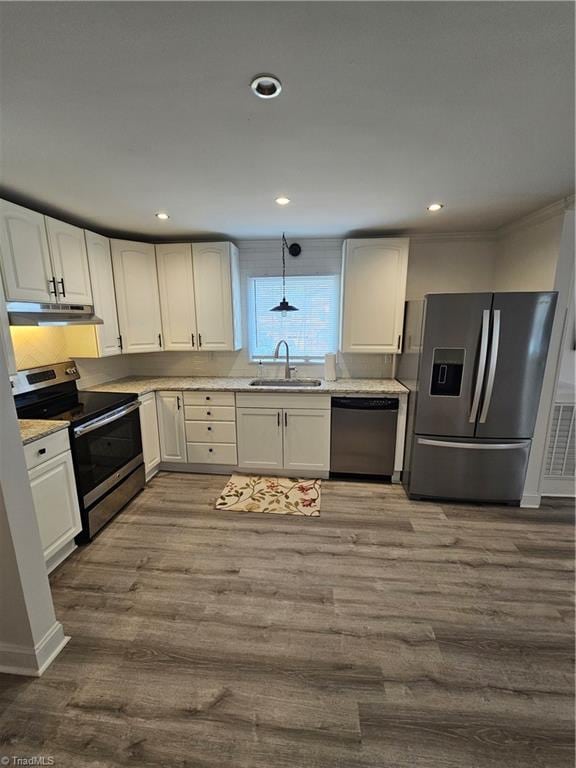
left=406, top=236, right=497, bottom=300
left=0, top=325, right=68, bottom=675
left=494, top=208, right=565, bottom=291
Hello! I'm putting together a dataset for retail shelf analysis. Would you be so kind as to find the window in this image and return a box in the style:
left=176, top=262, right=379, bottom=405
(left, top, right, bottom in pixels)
left=248, top=275, right=340, bottom=361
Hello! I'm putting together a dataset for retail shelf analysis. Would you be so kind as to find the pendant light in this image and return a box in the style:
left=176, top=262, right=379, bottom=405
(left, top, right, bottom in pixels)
left=270, top=233, right=299, bottom=316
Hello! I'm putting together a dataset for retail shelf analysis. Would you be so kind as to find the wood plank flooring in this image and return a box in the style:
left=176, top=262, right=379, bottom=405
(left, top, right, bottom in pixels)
left=0, top=473, right=574, bottom=767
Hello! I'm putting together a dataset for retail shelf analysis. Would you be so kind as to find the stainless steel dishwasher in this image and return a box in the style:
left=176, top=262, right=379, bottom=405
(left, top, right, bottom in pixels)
left=330, top=397, right=398, bottom=477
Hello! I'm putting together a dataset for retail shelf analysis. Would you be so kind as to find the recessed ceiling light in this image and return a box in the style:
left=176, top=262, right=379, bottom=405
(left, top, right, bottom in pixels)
left=275, top=196, right=291, bottom=206
left=155, top=212, right=170, bottom=220
left=251, top=74, right=282, bottom=99
left=427, top=202, right=445, bottom=212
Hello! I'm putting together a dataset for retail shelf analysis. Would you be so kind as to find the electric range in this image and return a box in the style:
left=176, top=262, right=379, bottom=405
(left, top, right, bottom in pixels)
left=13, top=361, right=145, bottom=542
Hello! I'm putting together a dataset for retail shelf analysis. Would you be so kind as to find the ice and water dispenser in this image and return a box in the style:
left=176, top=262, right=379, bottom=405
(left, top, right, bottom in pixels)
left=430, top=348, right=465, bottom=397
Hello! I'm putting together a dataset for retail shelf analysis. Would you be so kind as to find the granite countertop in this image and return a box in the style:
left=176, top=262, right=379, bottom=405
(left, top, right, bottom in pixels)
left=19, top=419, right=70, bottom=446
left=88, top=376, right=409, bottom=396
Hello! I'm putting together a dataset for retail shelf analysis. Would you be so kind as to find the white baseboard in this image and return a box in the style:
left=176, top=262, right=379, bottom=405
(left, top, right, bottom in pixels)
left=540, top=476, right=575, bottom=497
left=520, top=493, right=542, bottom=508
left=0, top=621, right=69, bottom=677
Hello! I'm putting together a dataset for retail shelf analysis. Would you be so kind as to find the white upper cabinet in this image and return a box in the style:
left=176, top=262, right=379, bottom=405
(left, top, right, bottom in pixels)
left=0, top=277, right=16, bottom=375
left=45, top=217, right=93, bottom=305
left=85, top=231, right=121, bottom=356
left=340, top=238, right=409, bottom=354
left=0, top=200, right=54, bottom=303
left=111, top=240, right=163, bottom=354
left=156, top=243, right=198, bottom=351
left=192, top=242, right=241, bottom=351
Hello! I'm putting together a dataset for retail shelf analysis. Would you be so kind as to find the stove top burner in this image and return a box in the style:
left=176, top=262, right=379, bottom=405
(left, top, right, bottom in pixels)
left=19, top=389, right=138, bottom=426
left=13, top=362, right=138, bottom=427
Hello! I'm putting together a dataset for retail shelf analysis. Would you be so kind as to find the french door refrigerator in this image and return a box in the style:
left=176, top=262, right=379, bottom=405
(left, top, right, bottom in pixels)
left=405, top=292, right=557, bottom=502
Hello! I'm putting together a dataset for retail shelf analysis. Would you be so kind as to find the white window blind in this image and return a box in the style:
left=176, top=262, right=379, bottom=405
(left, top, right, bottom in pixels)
left=248, top=275, right=340, bottom=361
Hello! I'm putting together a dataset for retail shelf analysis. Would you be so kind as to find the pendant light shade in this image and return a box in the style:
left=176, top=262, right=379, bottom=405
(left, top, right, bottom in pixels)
left=271, top=298, right=299, bottom=313
left=270, top=233, right=299, bottom=315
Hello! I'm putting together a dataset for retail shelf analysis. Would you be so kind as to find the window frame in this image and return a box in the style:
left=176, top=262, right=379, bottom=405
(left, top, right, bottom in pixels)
left=247, top=273, right=341, bottom=364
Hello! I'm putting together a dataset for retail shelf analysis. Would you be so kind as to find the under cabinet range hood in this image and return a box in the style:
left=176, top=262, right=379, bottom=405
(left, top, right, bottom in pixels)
left=7, top=301, right=103, bottom=326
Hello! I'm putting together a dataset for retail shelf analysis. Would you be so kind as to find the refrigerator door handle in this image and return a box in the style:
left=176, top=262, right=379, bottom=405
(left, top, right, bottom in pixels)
left=479, top=309, right=501, bottom=423
left=417, top=438, right=530, bottom=450
left=468, top=309, right=490, bottom=423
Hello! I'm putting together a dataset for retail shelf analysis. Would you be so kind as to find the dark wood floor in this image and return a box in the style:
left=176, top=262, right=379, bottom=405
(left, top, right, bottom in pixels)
left=1, top=473, right=574, bottom=767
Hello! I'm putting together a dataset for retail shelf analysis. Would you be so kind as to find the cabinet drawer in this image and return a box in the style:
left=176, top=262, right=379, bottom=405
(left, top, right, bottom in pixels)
left=184, top=405, right=235, bottom=422
left=185, top=421, right=236, bottom=444
left=183, top=391, right=235, bottom=406
left=186, top=442, right=238, bottom=465
left=24, top=429, right=70, bottom=470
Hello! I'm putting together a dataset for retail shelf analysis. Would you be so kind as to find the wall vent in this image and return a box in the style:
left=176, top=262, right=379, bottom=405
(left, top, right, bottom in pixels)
left=544, top=403, right=575, bottom=478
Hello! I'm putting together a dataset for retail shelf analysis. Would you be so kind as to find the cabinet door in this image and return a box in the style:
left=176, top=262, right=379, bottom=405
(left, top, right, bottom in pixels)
left=85, top=231, right=121, bottom=356
left=28, top=450, right=82, bottom=562
left=340, top=238, right=409, bottom=353
left=0, top=277, right=16, bottom=375
left=283, top=409, right=331, bottom=473
left=237, top=407, right=283, bottom=470
left=111, top=240, right=163, bottom=353
left=140, top=392, right=161, bottom=477
left=156, top=391, right=186, bottom=463
left=192, top=242, right=240, bottom=351
left=156, top=243, right=198, bottom=351
left=0, top=200, right=54, bottom=302
left=45, top=217, right=93, bottom=304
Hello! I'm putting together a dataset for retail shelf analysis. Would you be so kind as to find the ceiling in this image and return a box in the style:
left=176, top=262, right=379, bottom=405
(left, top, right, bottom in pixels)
left=0, top=2, right=573, bottom=240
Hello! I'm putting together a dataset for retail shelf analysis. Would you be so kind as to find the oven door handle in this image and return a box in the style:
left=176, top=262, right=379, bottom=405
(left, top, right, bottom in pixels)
left=73, top=400, right=141, bottom=437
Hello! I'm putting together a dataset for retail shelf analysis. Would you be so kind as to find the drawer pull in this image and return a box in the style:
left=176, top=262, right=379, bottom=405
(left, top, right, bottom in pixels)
left=207, top=411, right=211, bottom=416
left=206, top=396, right=211, bottom=401
left=38, top=448, right=47, bottom=455
left=208, top=448, right=213, bottom=453
left=207, top=426, right=212, bottom=431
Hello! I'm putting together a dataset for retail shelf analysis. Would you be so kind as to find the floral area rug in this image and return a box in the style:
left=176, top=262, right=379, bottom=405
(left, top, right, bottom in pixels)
left=215, top=475, right=321, bottom=516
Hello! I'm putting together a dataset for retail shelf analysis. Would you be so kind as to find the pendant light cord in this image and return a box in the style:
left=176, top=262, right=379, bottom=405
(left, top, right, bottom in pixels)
left=281, top=233, right=288, bottom=298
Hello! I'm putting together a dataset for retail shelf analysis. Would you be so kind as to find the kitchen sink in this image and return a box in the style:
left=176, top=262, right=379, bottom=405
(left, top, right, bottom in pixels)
left=250, top=378, right=322, bottom=387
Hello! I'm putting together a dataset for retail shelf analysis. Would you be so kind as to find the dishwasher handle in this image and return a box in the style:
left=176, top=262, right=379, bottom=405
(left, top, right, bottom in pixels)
left=331, top=397, right=399, bottom=411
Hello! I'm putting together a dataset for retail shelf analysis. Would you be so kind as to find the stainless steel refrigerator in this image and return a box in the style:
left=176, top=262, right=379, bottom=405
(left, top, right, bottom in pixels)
left=400, top=292, right=557, bottom=503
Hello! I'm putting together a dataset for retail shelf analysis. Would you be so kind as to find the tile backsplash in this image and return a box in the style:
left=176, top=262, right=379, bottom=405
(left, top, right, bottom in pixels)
left=10, top=327, right=71, bottom=371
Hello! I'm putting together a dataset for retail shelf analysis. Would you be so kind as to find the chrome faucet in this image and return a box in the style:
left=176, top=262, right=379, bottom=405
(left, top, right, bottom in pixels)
left=273, top=339, right=291, bottom=379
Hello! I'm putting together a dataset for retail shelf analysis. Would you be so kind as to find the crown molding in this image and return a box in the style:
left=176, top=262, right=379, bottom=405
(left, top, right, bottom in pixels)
left=408, top=231, right=497, bottom=243
left=497, top=196, right=575, bottom=238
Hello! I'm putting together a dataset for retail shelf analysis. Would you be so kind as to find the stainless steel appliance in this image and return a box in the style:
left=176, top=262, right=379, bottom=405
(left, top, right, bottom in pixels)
left=13, top=361, right=144, bottom=541
left=330, top=397, right=398, bottom=477
left=399, top=292, right=557, bottom=502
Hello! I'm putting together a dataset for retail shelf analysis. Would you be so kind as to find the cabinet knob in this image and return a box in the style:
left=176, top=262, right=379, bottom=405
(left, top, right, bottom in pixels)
left=207, top=411, right=211, bottom=416
left=206, top=396, right=211, bottom=401
left=207, top=426, right=212, bottom=431
left=208, top=448, right=213, bottom=453
left=38, top=448, right=47, bottom=455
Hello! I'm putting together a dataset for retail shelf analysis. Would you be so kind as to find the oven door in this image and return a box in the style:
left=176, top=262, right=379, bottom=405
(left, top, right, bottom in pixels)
left=72, top=400, right=143, bottom=508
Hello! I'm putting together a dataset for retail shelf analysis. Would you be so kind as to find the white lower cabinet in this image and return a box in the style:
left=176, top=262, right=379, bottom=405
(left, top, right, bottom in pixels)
left=283, top=409, right=331, bottom=473
left=139, top=392, right=161, bottom=479
left=156, top=391, right=187, bottom=463
left=27, top=434, right=82, bottom=573
left=236, top=407, right=284, bottom=470
left=184, top=391, right=238, bottom=465
left=236, top=394, right=331, bottom=475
